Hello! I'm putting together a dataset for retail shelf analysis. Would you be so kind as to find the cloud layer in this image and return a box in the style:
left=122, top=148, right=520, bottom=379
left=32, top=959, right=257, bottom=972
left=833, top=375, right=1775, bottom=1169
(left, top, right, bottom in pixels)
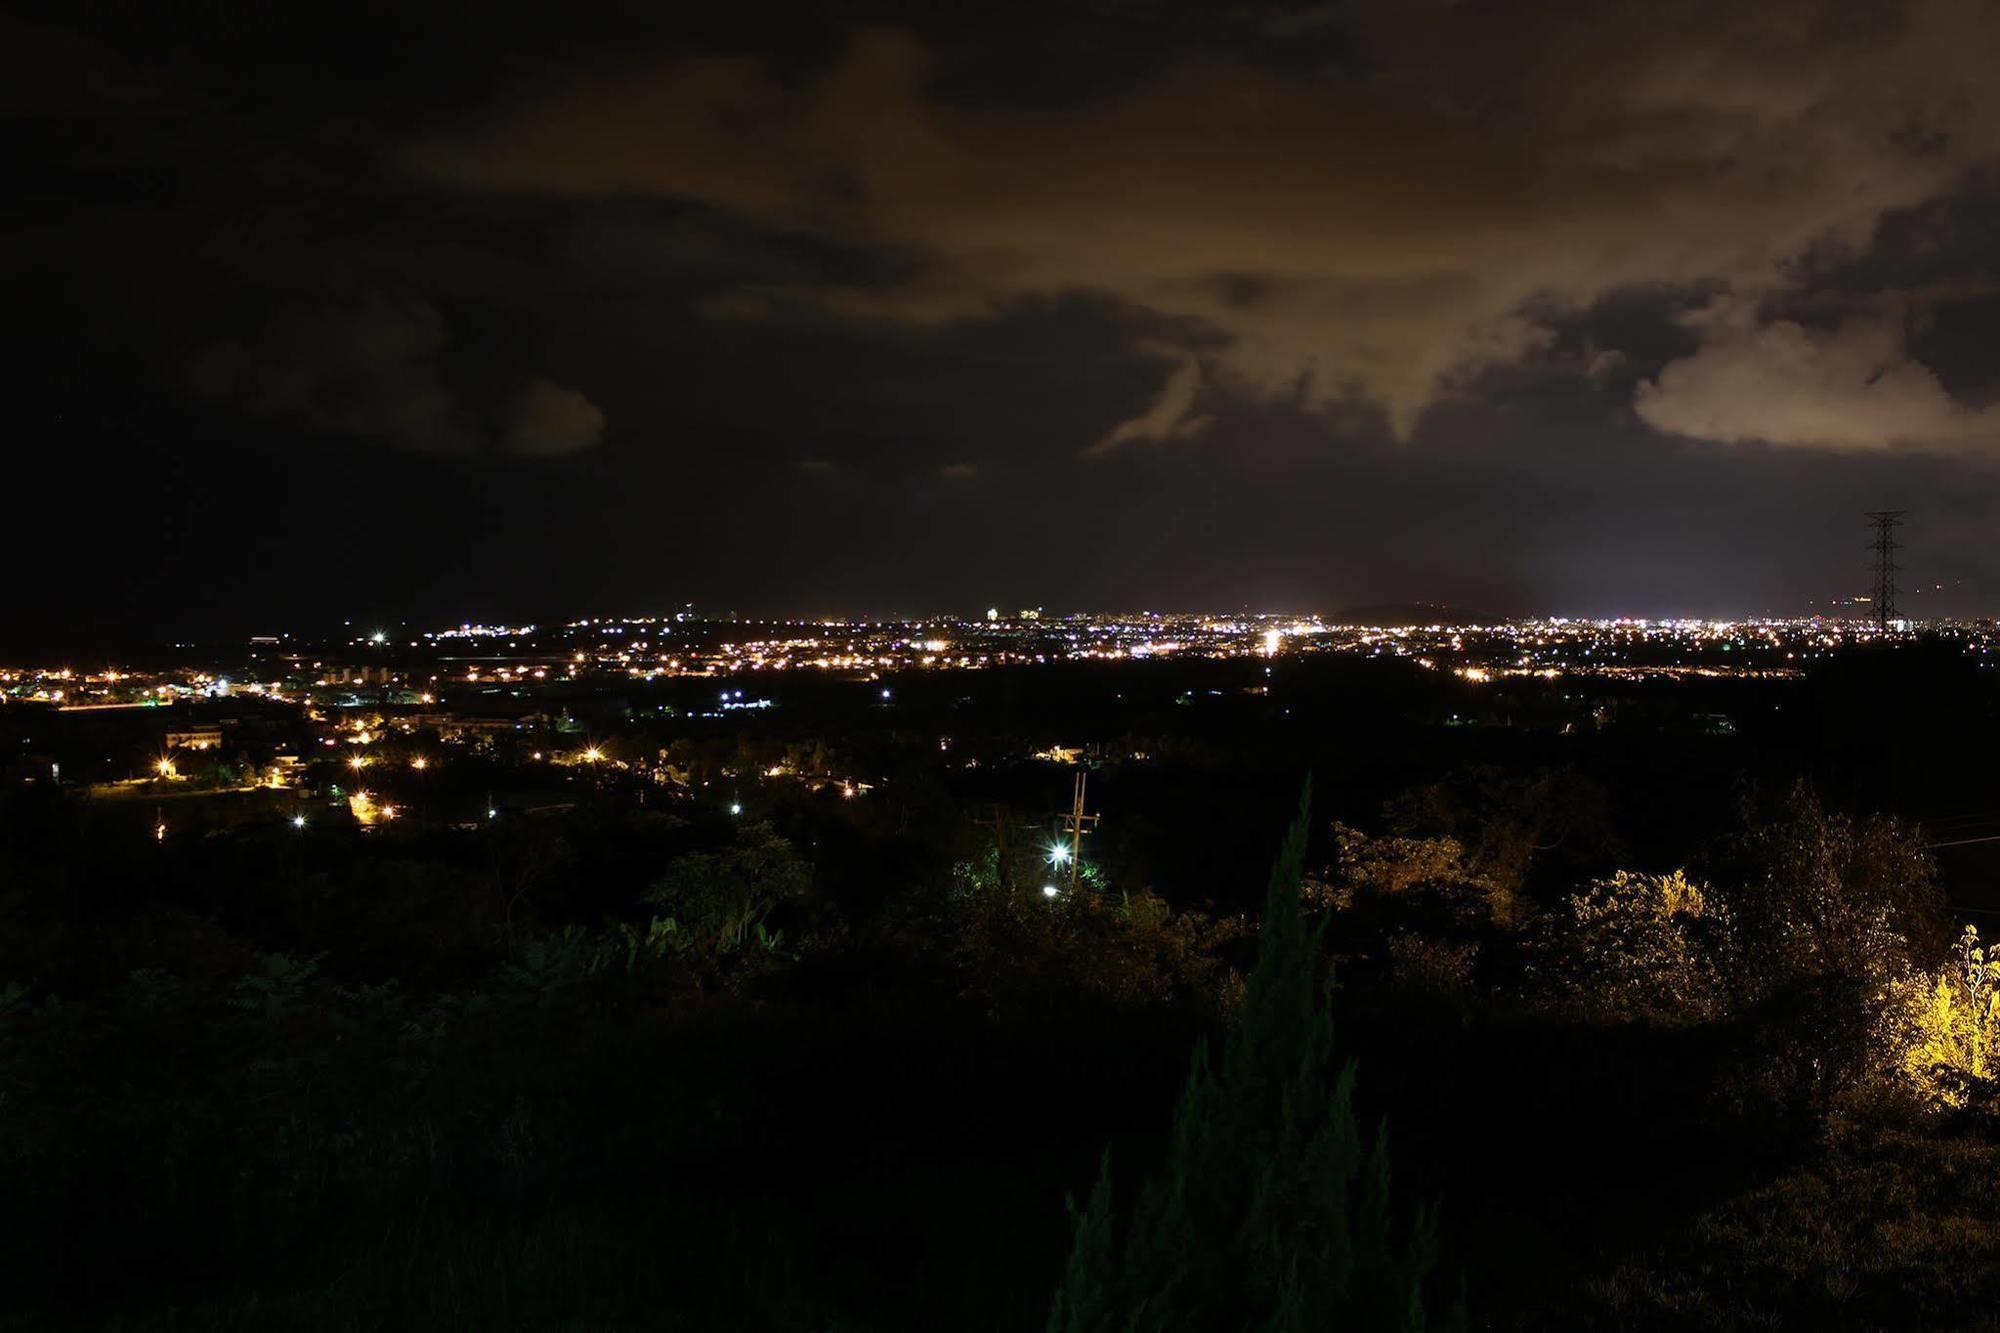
left=408, top=0, right=2000, bottom=452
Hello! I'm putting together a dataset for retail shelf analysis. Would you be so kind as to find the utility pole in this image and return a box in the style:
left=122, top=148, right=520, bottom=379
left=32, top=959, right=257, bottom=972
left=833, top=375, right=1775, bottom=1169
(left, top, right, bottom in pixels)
left=1866, top=510, right=1904, bottom=632
left=1055, top=769, right=1100, bottom=893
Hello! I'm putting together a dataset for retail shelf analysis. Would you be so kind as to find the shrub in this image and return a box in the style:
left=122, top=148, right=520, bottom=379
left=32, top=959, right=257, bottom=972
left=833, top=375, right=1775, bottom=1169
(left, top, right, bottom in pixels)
left=1533, top=870, right=1734, bottom=1026
left=1886, top=925, right=2000, bottom=1112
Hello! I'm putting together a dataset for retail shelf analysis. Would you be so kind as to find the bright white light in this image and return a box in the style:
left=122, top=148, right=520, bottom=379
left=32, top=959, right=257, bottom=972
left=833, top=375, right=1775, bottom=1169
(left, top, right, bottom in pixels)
left=1048, top=843, right=1072, bottom=866
left=1042, top=884, right=1059, bottom=899
left=880, top=688, right=892, bottom=700
left=487, top=807, right=498, bottom=820
left=370, top=630, right=386, bottom=644
left=729, top=801, right=743, bottom=816
left=292, top=814, right=307, bottom=829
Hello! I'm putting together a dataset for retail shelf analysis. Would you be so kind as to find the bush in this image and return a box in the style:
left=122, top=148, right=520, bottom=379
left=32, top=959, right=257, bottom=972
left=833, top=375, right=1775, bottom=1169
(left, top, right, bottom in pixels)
left=1532, top=870, right=1734, bottom=1026
left=950, top=871, right=1245, bottom=1019
left=1885, top=925, right=2000, bottom=1112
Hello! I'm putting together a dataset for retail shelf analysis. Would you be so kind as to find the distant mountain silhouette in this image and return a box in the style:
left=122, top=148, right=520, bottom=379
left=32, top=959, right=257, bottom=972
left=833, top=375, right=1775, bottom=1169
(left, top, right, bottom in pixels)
left=1327, top=602, right=1503, bottom=627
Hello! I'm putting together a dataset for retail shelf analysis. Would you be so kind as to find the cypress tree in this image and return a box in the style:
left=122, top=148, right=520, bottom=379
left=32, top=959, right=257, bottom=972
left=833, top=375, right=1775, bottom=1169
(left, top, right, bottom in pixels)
left=1049, top=779, right=1442, bottom=1332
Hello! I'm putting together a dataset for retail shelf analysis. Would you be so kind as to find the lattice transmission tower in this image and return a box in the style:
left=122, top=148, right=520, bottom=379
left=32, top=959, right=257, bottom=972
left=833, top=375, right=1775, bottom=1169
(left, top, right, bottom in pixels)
left=1865, top=510, right=1904, bottom=631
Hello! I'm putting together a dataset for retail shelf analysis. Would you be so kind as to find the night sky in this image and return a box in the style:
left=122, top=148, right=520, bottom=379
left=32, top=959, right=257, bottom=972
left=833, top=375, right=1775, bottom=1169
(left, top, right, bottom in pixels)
left=11, top=0, right=2000, bottom=645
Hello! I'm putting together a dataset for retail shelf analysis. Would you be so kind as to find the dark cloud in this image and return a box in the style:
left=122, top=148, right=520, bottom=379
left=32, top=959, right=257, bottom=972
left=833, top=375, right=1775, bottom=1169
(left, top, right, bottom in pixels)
left=505, top=378, right=607, bottom=456
left=186, top=293, right=606, bottom=456
left=189, top=293, right=479, bottom=454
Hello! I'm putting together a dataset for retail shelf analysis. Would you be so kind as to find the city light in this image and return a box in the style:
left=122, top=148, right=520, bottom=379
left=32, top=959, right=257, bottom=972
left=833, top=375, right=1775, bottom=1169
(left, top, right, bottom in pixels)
left=348, top=755, right=367, bottom=771
left=729, top=802, right=743, bottom=816
left=1042, top=884, right=1059, bottom=898
left=154, top=757, right=177, bottom=778
left=1049, top=843, right=1072, bottom=866
left=292, top=814, right=307, bottom=829
left=411, top=756, right=429, bottom=770
left=583, top=746, right=604, bottom=763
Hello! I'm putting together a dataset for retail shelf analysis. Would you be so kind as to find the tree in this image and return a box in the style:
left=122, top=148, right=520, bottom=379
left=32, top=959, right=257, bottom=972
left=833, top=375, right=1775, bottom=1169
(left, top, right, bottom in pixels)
left=1717, top=782, right=1941, bottom=995
left=1049, top=780, right=1443, bottom=1332
left=644, top=820, right=810, bottom=954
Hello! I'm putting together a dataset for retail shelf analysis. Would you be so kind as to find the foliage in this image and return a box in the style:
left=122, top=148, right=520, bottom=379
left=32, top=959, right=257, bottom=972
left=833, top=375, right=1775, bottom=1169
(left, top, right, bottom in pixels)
left=1578, top=1122, right=2000, bottom=1330
left=1320, top=822, right=1519, bottom=930
left=1532, top=870, right=1735, bottom=1026
left=949, top=863, right=1245, bottom=1019
left=644, top=819, right=811, bottom=954
left=1886, top=924, right=2000, bottom=1112
left=1048, top=781, right=1443, bottom=1332
left=1386, top=765, right=1622, bottom=911
left=1385, top=931, right=1479, bottom=998
left=1717, top=783, right=1942, bottom=997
